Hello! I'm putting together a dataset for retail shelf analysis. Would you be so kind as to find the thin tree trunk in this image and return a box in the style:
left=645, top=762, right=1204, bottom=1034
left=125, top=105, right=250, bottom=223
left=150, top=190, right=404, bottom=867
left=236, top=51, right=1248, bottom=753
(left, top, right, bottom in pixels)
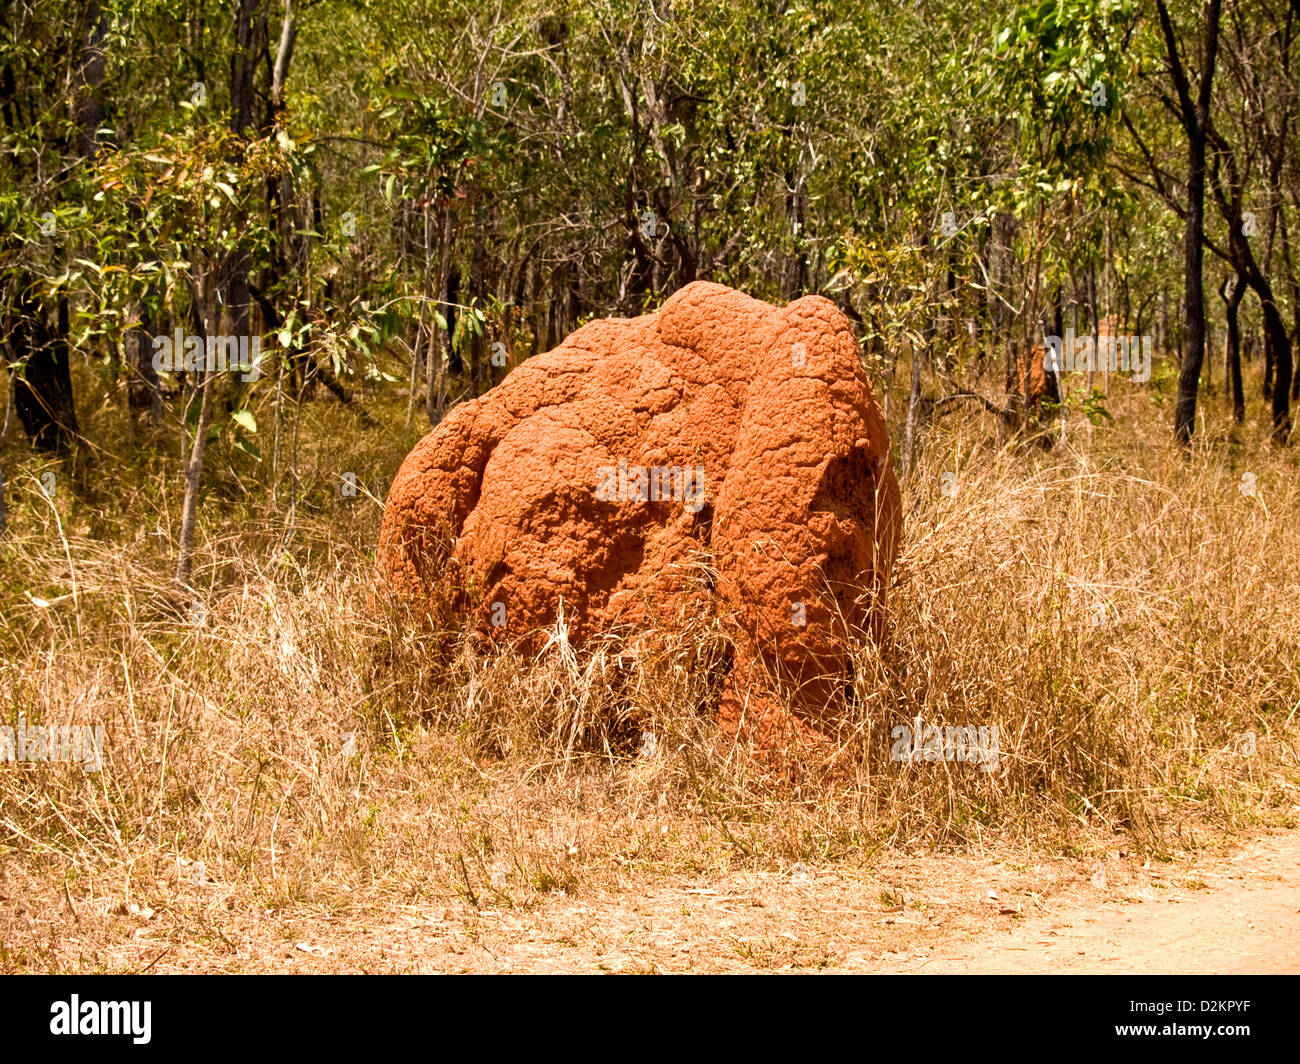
left=223, top=0, right=260, bottom=379
left=1087, top=262, right=1099, bottom=447
left=405, top=322, right=424, bottom=430
left=1277, top=211, right=1300, bottom=404
left=1172, top=135, right=1210, bottom=444
left=1104, top=220, right=1113, bottom=393
left=0, top=361, right=13, bottom=533
left=272, top=344, right=283, bottom=491
left=1156, top=0, right=1221, bottom=444
left=271, top=0, right=295, bottom=114
left=128, top=284, right=164, bottom=428
left=425, top=202, right=454, bottom=426
left=1220, top=274, right=1245, bottom=423
left=1, top=362, right=13, bottom=444
left=405, top=200, right=430, bottom=430
left=469, top=225, right=488, bottom=394
left=902, top=338, right=922, bottom=478
left=175, top=287, right=214, bottom=587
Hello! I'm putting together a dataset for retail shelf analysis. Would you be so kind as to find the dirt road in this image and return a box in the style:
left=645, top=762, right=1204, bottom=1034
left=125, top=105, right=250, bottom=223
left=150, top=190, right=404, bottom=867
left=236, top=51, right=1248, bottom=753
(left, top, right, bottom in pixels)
left=157, top=831, right=1299, bottom=974
left=870, top=831, right=1300, bottom=974
left=13, top=831, right=1298, bottom=974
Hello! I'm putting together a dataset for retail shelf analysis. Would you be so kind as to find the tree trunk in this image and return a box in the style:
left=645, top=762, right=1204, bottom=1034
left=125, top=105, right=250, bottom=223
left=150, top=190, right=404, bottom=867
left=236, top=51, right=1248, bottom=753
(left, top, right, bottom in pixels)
left=1158, top=0, right=1222, bottom=446
left=1277, top=212, right=1300, bottom=404
left=128, top=284, right=164, bottom=428
left=1172, top=130, right=1210, bottom=444
left=176, top=294, right=215, bottom=588
left=222, top=0, right=261, bottom=377
left=1220, top=274, right=1245, bottom=423
left=902, top=338, right=922, bottom=478
left=73, top=2, right=106, bottom=159
left=445, top=263, right=462, bottom=377
left=468, top=225, right=489, bottom=394
left=10, top=287, right=80, bottom=453
left=424, top=202, right=454, bottom=426
left=1261, top=297, right=1291, bottom=439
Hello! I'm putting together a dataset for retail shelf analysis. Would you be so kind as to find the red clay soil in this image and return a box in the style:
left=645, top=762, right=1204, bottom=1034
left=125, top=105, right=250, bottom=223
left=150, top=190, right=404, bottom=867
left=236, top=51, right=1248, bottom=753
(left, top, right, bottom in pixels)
left=377, top=281, right=902, bottom=747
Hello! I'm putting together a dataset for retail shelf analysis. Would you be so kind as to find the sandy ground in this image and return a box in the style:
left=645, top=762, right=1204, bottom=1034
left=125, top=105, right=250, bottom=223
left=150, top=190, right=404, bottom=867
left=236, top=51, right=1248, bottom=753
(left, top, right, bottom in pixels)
left=868, top=827, right=1300, bottom=967
left=870, top=831, right=1300, bottom=974
left=12, top=830, right=1294, bottom=974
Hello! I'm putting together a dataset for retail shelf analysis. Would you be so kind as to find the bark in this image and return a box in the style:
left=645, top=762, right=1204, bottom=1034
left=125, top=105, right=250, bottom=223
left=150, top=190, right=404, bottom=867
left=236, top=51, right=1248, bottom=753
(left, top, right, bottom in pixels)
left=445, top=263, right=462, bottom=377
left=425, top=203, right=454, bottom=425
left=73, top=3, right=106, bottom=159
left=175, top=292, right=214, bottom=587
left=270, top=0, right=296, bottom=115
left=1264, top=327, right=1275, bottom=397
left=222, top=0, right=261, bottom=373
left=230, top=0, right=258, bottom=137
left=782, top=165, right=808, bottom=300
left=902, top=338, right=922, bottom=478
left=1261, top=298, right=1291, bottom=437
left=257, top=0, right=297, bottom=414
left=128, top=284, right=164, bottom=427
left=1205, top=154, right=1291, bottom=439
left=0, top=369, right=8, bottom=533
left=1156, top=0, right=1222, bottom=446
left=1220, top=274, right=1246, bottom=423
left=1279, top=212, right=1300, bottom=403
left=1, top=365, right=11, bottom=444
left=10, top=288, right=79, bottom=453
left=1087, top=263, right=1100, bottom=411
left=405, top=199, right=431, bottom=429
left=468, top=225, right=489, bottom=394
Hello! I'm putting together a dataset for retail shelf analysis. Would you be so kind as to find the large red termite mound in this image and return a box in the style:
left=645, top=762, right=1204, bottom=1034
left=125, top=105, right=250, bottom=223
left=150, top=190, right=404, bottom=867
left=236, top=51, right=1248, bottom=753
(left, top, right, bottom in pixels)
left=377, top=281, right=902, bottom=750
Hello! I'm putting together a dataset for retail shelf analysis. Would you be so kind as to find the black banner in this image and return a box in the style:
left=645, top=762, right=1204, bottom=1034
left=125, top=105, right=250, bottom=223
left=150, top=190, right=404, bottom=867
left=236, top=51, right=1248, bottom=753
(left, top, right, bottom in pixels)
left=2, top=975, right=1289, bottom=1053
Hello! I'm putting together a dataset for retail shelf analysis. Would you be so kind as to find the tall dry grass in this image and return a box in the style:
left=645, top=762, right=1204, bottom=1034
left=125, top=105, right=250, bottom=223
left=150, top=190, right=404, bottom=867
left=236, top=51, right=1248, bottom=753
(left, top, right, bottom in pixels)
left=1, top=367, right=1298, bottom=971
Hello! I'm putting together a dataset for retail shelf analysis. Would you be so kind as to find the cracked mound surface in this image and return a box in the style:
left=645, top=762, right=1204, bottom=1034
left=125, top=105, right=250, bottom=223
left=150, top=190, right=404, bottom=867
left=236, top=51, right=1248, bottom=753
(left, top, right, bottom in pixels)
left=377, top=281, right=902, bottom=747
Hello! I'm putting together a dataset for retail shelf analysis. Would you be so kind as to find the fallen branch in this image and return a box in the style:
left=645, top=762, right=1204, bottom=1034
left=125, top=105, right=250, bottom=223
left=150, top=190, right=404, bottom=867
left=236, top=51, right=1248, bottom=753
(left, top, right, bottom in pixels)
left=928, top=390, right=1008, bottom=419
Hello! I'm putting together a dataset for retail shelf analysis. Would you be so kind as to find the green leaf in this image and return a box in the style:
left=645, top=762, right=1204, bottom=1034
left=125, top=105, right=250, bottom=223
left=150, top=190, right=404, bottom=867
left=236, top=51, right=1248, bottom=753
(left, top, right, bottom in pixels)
left=233, top=437, right=262, bottom=461
left=231, top=409, right=258, bottom=434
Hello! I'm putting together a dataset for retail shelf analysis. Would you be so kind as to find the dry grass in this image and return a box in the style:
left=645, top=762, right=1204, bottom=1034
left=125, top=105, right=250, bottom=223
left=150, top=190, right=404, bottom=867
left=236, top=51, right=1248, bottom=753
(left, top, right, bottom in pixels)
left=1, top=363, right=1298, bottom=972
